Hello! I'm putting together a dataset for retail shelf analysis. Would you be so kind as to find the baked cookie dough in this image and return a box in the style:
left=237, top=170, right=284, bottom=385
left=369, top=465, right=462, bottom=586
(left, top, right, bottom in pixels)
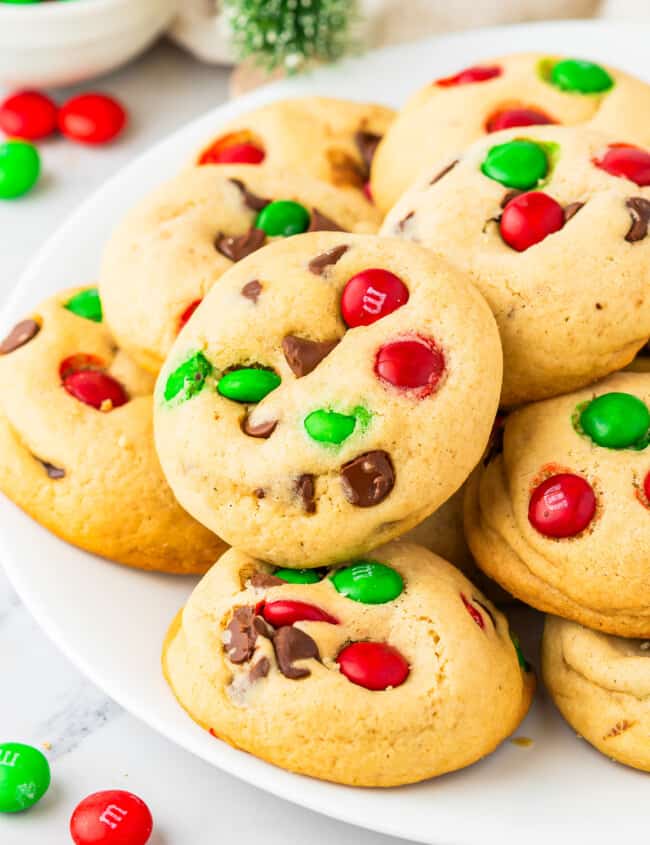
left=542, top=615, right=650, bottom=772
left=100, top=165, right=381, bottom=373
left=465, top=371, right=650, bottom=637
left=0, top=287, right=226, bottom=573
left=154, top=232, right=502, bottom=567
left=372, top=52, right=650, bottom=213
left=192, top=96, right=394, bottom=197
left=163, top=542, right=534, bottom=786
left=382, top=124, right=650, bottom=406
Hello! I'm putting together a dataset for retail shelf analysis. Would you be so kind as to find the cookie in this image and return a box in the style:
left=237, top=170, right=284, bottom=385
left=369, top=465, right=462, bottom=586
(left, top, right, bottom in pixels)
left=162, top=542, right=534, bottom=786
left=381, top=124, right=650, bottom=406
left=372, top=52, right=650, bottom=213
left=465, top=371, right=650, bottom=637
left=154, top=232, right=502, bottom=567
left=99, top=165, right=381, bottom=374
left=0, top=287, right=226, bottom=573
left=542, top=615, right=650, bottom=772
left=192, top=96, right=395, bottom=197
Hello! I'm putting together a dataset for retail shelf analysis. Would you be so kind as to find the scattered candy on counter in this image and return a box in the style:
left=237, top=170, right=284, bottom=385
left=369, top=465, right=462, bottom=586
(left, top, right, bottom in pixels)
left=0, top=741, right=50, bottom=813
left=70, top=790, right=153, bottom=845
left=58, top=93, right=127, bottom=145
left=0, top=90, right=57, bottom=140
left=0, top=139, right=40, bottom=198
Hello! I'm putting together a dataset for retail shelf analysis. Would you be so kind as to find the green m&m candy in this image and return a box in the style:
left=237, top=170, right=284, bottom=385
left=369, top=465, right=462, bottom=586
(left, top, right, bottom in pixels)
left=164, top=351, right=213, bottom=403
left=274, top=568, right=323, bottom=584
left=304, top=409, right=356, bottom=444
left=331, top=560, right=404, bottom=604
left=550, top=59, right=613, bottom=94
left=0, top=140, right=40, bottom=199
left=255, top=200, right=310, bottom=237
left=64, top=288, right=102, bottom=323
left=217, top=367, right=280, bottom=403
left=579, top=392, right=650, bottom=449
left=481, top=139, right=548, bottom=190
left=0, top=742, right=50, bottom=813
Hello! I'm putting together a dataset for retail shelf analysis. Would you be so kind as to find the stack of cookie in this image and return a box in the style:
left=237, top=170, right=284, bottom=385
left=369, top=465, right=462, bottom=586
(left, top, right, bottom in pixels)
left=2, top=54, right=650, bottom=785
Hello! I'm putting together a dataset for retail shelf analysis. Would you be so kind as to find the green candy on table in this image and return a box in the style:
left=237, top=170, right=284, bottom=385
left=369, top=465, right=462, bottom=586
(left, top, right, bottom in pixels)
left=64, top=288, right=103, bottom=323
left=164, top=351, right=213, bottom=403
left=304, top=409, right=356, bottom=444
left=579, top=392, right=650, bottom=449
left=0, top=0, right=44, bottom=4
left=331, top=560, right=404, bottom=604
left=217, top=367, right=280, bottom=403
left=255, top=200, right=310, bottom=237
left=550, top=59, right=613, bottom=94
left=0, top=140, right=40, bottom=199
left=481, top=139, right=548, bottom=190
left=0, top=742, right=50, bottom=813
left=274, top=568, right=323, bottom=584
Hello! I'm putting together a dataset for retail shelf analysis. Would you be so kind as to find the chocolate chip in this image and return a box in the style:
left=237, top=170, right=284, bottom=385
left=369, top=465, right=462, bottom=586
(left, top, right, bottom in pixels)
left=354, top=130, right=382, bottom=173
left=625, top=197, right=650, bottom=243
left=307, top=208, right=344, bottom=232
left=295, top=473, right=316, bottom=514
left=307, top=244, right=349, bottom=275
left=397, top=210, right=415, bottom=231
left=340, top=450, right=395, bottom=507
left=35, top=457, right=65, bottom=479
left=250, top=572, right=284, bottom=589
left=282, top=335, right=339, bottom=377
left=500, top=189, right=522, bottom=209
left=249, top=656, right=270, bottom=682
left=229, top=178, right=270, bottom=212
left=241, top=280, right=262, bottom=302
left=564, top=201, right=584, bottom=223
left=224, top=606, right=257, bottom=664
left=430, top=159, right=458, bottom=185
left=0, top=319, right=40, bottom=355
left=242, top=416, right=278, bottom=439
left=273, top=626, right=320, bottom=680
left=215, top=228, right=266, bottom=261
left=253, top=615, right=275, bottom=639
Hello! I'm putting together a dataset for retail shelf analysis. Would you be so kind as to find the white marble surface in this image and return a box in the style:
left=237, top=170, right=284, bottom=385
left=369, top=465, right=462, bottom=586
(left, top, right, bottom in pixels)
left=0, top=40, right=412, bottom=845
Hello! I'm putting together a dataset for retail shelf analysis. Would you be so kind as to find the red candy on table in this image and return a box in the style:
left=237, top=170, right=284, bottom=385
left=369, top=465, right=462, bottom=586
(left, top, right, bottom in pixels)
left=500, top=191, right=564, bottom=252
left=63, top=370, right=128, bottom=410
left=341, top=268, right=409, bottom=327
left=337, top=641, right=409, bottom=690
left=0, top=90, right=58, bottom=141
left=485, top=107, right=554, bottom=133
left=593, top=143, right=650, bottom=186
left=375, top=335, right=445, bottom=395
left=261, top=600, right=338, bottom=627
left=528, top=473, right=596, bottom=538
left=436, top=65, right=502, bottom=87
left=178, top=299, right=202, bottom=332
left=70, top=789, right=153, bottom=845
left=58, top=93, right=127, bottom=145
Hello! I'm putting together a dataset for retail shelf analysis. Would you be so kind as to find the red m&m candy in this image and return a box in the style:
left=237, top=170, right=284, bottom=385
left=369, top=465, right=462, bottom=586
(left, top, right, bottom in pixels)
left=485, top=107, right=554, bottom=133
left=70, top=789, right=152, bottom=845
left=528, top=473, right=596, bottom=538
left=500, top=191, right=564, bottom=252
left=58, top=94, right=127, bottom=145
left=644, top=471, right=650, bottom=504
left=261, top=600, right=338, bottom=627
left=201, top=142, right=265, bottom=165
left=593, top=143, right=650, bottom=186
left=461, top=594, right=485, bottom=629
left=0, top=90, right=58, bottom=141
left=63, top=370, right=128, bottom=410
left=375, top=335, right=445, bottom=396
left=337, top=641, right=409, bottom=690
left=178, top=299, right=202, bottom=332
left=341, top=269, right=409, bottom=328
left=436, top=65, right=502, bottom=87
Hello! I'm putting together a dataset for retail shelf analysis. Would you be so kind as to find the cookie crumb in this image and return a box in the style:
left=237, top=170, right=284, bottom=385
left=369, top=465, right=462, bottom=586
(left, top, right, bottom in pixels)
left=510, top=736, right=534, bottom=748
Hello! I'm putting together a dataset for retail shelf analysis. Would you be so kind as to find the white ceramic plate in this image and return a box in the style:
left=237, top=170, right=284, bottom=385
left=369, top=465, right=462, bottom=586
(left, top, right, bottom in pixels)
left=1, top=20, right=649, bottom=844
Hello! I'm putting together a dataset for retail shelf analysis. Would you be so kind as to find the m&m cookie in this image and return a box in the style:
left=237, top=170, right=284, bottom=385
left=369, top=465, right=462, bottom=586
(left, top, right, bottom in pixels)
left=153, top=232, right=502, bottom=566
left=162, top=542, right=533, bottom=786
left=465, top=371, right=650, bottom=637
left=0, top=288, right=225, bottom=572
left=382, top=125, right=650, bottom=406
left=542, top=616, right=650, bottom=773
left=372, top=52, right=650, bottom=213
left=99, top=165, right=380, bottom=373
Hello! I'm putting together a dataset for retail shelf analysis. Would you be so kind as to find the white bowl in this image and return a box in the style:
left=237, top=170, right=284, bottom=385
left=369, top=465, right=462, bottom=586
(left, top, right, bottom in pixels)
left=0, top=0, right=177, bottom=89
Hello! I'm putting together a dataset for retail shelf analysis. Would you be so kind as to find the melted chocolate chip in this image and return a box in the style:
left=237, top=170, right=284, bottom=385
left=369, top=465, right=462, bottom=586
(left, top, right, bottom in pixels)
left=564, top=201, right=584, bottom=223
left=354, top=130, right=382, bottom=173
left=216, top=228, right=266, bottom=261
left=250, top=572, right=284, bottom=589
left=340, top=450, right=395, bottom=507
left=295, top=473, right=316, bottom=514
left=36, top=458, right=65, bottom=479
left=397, top=210, right=415, bottom=231
left=253, top=615, right=275, bottom=639
left=307, top=208, right=344, bottom=233
left=430, top=159, right=458, bottom=185
left=242, top=416, right=278, bottom=439
left=307, top=244, right=349, bottom=275
left=224, top=606, right=257, bottom=664
left=625, top=197, right=650, bottom=243
left=249, top=656, right=270, bottom=682
left=500, top=189, right=522, bottom=209
left=229, top=178, right=270, bottom=212
left=241, top=280, right=262, bottom=302
left=254, top=488, right=266, bottom=499
left=282, top=335, right=339, bottom=377
left=0, top=319, right=40, bottom=355
left=273, top=625, right=320, bottom=680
